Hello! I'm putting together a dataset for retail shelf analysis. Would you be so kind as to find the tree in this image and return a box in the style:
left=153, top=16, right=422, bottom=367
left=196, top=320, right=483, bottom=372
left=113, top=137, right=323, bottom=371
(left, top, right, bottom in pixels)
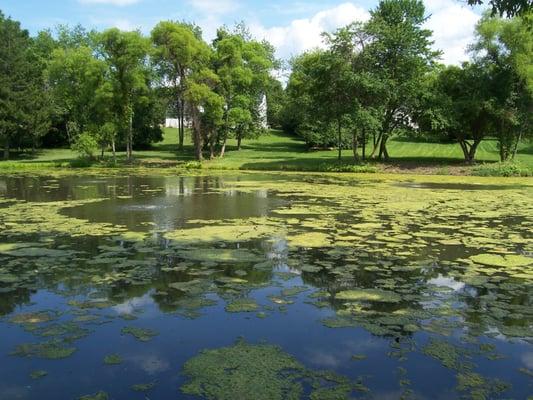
left=185, top=69, right=224, bottom=161
left=415, top=63, right=496, bottom=163
left=471, top=13, right=532, bottom=160
left=47, top=46, right=108, bottom=143
left=213, top=26, right=275, bottom=156
left=97, top=28, right=150, bottom=161
left=0, top=12, right=51, bottom=159
left=466, top=0, right=531, bottom=17
left=362, top=0, right=440, bottom=160
left=151, top=21, right=210, bottom=150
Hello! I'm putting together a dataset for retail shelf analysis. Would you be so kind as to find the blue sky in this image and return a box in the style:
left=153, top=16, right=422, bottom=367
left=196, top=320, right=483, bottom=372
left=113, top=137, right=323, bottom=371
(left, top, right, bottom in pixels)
left=2, top=0, right=484, bottom=64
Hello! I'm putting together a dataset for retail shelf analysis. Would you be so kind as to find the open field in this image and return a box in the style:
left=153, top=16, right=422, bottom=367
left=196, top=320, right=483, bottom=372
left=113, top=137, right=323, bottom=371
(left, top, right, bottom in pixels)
left=1, top=128, right=532, bottom=175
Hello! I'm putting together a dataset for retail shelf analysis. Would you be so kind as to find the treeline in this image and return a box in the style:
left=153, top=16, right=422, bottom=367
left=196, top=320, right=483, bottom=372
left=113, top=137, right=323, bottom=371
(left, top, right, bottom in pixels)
left=0, top=13, right=279, bottom=161
left=281, top=0, right=532, bottom=163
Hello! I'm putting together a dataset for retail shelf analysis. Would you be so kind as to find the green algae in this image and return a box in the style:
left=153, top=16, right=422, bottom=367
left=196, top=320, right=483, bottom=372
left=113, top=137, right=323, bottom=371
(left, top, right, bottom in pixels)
left=225, top=298, right=259, bottom=313
left=456, top=372, right=510, bottom=400
left=181, top=340, right=304, bottom=400
left=422, top=339, right=462, bottom=370
left=103, top=354, right=122, bottom=365
left=121, top=326, right=158, bottom=342
left=11, top=341, right=76, bottom=359
left=470, top=253, right=533, bottom=268
left=335, top=289, right=401, bottom=303
left=78, top=391, right=109, bottom=400
left=30, top=370, right=48, bottom=379
left=179, top=248, right=263, bottom=263
left=181, top=339, right=359, bottom=400
left=131, top=382, right=156, bottom=392
left=10, top=311, right=56, bottom=325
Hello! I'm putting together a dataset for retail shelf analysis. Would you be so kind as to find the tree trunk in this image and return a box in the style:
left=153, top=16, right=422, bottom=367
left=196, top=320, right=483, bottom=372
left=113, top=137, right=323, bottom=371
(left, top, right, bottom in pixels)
left=337, top=120, right=342, bottom=161
left=111, top=139, right=116, bottom=163
left=209, top=133, right=215, bottom=159
left=361, top=128, right=366, bottom=161
left=237, top=132, right=242, bottom=151
left=352, top=131, right=359, bottom=161
left=220, top=135, right=227, bottom=158
left=127, top=108, right=133, bottom=161
left=179, top=99, right=185, bottom=150
left=191, top=112, right=203, bottom=161
left=369, top=132, right=382, bottom=158
left=378, top=135, right=389, bottom=161
left=460, top=139, right=480, bottom=164
left=3, top=137, right=9, bottom=160
left=512, top=130, right=522, bottom=160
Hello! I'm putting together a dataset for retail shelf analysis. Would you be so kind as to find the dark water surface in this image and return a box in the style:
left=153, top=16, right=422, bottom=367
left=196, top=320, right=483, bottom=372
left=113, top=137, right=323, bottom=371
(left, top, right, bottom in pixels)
left=0, top=173, right=531, bottom=400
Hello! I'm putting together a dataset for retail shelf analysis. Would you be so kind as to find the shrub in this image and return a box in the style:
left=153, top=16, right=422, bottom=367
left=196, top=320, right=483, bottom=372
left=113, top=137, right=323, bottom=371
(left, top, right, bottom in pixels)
left=317, top=162, right=378, bottom=173
left=183, top=161, right=202, bottom=170
left=472, top=161, right=532, bottom=177
left=72, top=132, right=98, bottom=160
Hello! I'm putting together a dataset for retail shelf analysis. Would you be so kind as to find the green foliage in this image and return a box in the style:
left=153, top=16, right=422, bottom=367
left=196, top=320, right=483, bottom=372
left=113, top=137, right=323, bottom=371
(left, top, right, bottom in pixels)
left=72, top=131, right=98, bottom=159
left=472, top=161, right=533, bottom=177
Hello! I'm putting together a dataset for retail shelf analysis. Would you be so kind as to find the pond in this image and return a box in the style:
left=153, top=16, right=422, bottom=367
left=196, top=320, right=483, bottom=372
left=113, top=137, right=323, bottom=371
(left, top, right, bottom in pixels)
left=0, top=172, right=531, bottom=399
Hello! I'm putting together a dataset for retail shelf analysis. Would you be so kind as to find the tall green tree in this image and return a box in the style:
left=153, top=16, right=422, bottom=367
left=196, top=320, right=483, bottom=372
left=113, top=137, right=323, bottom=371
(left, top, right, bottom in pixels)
left=47, top=46, right=108, bottom=143
left=97, top=28, right=150, bottom=160
left=186, top=68, right=224, bottom=160
left=416, top=63, right=496, bottom=163
left=0, top=12, right=51, bottom=159
left=471, top=13, right=532, bottom=160
left=213, top=26, right=275, bottom=156
left=363, top=0, right=440, bottom=160
left=151, top=21, right=210, bottom=150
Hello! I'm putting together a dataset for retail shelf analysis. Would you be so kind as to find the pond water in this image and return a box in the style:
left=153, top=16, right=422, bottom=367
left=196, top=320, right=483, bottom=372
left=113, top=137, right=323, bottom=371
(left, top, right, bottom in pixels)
left=0, top=173, right=531, bottom=400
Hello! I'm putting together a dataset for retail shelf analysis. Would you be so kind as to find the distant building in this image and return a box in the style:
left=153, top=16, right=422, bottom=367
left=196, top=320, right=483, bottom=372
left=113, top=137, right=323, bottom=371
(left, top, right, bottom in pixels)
left=258, top=93, right=268, bottom=129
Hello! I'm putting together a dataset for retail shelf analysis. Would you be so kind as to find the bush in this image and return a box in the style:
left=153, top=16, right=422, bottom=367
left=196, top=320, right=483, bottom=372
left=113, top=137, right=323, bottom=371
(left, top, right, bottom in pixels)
left=317, top=162, right=378, bottom=173
left=472, top=161, right=532, bottom=177
left=183, top=161, right=202, bottom=170
left=71, top=132, right=98, bottom=159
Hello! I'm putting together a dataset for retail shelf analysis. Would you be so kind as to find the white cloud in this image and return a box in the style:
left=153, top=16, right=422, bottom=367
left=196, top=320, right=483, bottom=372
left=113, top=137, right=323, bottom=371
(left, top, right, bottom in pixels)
left=249, top=3, right=370, bottom=60
left=424, top=0, right=481, bottom=64
left=246, top=0, right=479, bottom=65
left=79, top=0, right=141, bottom=5
left=188, top=0, right=240, bottom=15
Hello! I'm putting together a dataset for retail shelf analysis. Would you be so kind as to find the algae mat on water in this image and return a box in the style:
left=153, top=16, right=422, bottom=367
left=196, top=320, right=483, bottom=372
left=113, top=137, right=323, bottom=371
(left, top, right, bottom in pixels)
left=181, top=340, right=356, bottom=400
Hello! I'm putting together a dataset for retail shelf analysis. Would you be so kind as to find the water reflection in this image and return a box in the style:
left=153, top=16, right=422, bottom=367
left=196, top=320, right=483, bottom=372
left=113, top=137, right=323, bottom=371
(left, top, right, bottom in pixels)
left=0, top=173, right=531, bottom=400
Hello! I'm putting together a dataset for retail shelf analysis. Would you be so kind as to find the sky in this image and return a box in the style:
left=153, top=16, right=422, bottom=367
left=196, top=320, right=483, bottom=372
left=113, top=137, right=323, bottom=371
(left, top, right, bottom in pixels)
left=2, top=0, right=484, bottom=67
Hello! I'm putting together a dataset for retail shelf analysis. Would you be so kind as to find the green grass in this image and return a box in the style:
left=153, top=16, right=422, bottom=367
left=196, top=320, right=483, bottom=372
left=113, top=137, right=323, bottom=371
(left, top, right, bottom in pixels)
left=1, top=128, right=532, bottom=175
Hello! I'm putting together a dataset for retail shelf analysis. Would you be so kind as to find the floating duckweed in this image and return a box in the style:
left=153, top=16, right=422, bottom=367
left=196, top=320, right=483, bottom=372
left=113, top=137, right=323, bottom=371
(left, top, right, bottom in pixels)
left=30, top=370, right=48, bottom=379
left=470, top=253, right=532, bottom=268
left=181, top=339, right=358, bottom=400
left=288, top=232, right=330, bottom=248
left=181, top=340, right=304, bottom=400
left=10, top=311, right=56, bottom=325
left=180, top=248, right=263, bottom=263
left=131, top=382, right=156, bottom=392
left=78, top=391, right=109, bottom=400
left=225, top=298, right=259, bottom=313
left=121, top=326, right=158, bottom=342
left=165, top=222, right=281, bottom=243
left=103, top=354, right=122, bottom=365
left=422, top=339, right=461, bottom=370
left=281, top=286, right=309, bottom=297
left=335, top=289, right=401, bottom=303
left=11, top=341, right=76, bottom=359
left=351, top=354, right=367, bottom=361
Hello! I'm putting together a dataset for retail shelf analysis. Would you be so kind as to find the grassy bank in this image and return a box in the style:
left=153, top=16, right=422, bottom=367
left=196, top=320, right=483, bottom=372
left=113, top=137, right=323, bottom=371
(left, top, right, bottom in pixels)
left=1, top=129, right=532, bottom=176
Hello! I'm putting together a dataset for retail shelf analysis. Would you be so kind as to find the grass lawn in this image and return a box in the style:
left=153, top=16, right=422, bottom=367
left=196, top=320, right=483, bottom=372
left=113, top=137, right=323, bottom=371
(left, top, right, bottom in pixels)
left=1, top=128, right=532, bottom=175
